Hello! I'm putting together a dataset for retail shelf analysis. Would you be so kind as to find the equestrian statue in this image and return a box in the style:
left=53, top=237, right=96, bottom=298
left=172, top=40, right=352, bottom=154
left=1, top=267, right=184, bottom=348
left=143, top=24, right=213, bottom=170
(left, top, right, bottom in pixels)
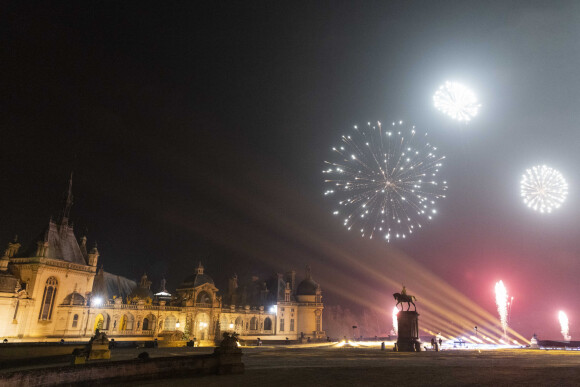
left=393, top=285, right=417, bottom=311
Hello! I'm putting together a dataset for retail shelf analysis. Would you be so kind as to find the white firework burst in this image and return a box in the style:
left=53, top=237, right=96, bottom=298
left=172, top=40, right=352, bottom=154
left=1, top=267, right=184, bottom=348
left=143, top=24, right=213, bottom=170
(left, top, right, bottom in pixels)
left=323, top=121, right=447, bottom=242
left=433, top=81, right=481, bottom=122
left=521, top=165, right=568, bottom=213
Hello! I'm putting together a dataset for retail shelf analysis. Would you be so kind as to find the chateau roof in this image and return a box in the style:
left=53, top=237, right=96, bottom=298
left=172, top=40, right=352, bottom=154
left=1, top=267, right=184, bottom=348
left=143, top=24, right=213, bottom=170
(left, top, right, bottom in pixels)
left=20, top=220, right=87, bottom=265
left=92, top=269, right=137, bottom=301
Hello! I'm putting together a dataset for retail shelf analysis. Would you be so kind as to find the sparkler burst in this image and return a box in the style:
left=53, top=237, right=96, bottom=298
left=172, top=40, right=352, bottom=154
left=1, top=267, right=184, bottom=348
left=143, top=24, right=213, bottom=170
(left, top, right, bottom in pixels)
left=521, top=165, right=568, bottom=213
left=323, top=121, right=447, bottom=242
left=495, top=280, right=508, bottom=339
left=433, top=81, right=481, bottom=122
left=392, top=306, right=399, bottom=335
left=558, top=311, right=571, bottom=341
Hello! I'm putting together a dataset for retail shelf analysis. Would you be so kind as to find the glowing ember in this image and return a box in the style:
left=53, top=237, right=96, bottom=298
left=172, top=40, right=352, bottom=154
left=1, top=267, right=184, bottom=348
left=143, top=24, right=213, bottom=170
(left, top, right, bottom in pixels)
left=392, top=306, right=399, bottom=335
left=559, top=311, right=571, bottom=341
left=495, top=280, right=508, bottom=338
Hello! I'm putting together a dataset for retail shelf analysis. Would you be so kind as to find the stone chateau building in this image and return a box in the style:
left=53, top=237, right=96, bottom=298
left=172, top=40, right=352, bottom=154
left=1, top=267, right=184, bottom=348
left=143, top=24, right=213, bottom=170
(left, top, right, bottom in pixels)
left=0, top=178, right=324, bottom=343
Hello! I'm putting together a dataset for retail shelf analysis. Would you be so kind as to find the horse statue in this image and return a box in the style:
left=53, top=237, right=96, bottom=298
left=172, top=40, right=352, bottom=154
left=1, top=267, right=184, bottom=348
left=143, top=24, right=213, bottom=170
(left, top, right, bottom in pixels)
left=393, top=292, right=417, bottom=311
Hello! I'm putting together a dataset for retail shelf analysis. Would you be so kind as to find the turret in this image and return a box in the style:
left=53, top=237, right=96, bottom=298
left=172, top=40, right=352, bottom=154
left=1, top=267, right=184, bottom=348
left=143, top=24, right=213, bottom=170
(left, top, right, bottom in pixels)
left=5, top=236, right=21, bottom=258
left=80, top=235, right=88, bottom=259
left=88, top=243, right=99, bottom=267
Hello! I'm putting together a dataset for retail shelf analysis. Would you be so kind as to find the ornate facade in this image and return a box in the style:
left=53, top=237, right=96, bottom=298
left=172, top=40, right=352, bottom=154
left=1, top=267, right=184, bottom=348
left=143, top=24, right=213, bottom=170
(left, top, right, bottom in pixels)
left=0, top=179, right=324, bottom=343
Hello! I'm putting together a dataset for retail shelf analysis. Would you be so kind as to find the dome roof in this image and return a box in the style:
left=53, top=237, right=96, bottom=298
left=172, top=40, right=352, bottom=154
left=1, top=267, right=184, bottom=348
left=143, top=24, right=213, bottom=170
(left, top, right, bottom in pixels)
left=296, top=278, right=319, bottom=296
left=179, top=262, right=214, bottom=289
left=62, top=291, right=86, bottom=306
left=296, top=265, right=320, bottom=296
left=180, top=273, right=214, bottom=288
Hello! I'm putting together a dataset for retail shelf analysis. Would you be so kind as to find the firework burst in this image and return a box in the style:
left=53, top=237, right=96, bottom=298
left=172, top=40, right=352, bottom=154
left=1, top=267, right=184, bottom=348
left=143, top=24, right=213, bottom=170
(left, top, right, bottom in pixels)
left=392, top=306, right=399, bottom=335
left=521, top=165, right=568, bottom=213
left=433, top=81, right=481, bottom=122
left=323, top=121, right=447, bottom=242
left=495, top=280, right=508, bottom=339
left=559, top=311, right=571, bottom=341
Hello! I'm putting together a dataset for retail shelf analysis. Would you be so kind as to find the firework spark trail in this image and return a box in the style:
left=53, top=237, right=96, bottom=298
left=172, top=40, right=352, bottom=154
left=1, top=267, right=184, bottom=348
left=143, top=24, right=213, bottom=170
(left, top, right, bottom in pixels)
left=392, top=306, right=399, bottom=335
left=323, top=121, right=447, bottom=242
left=559, top=311, right=571, bottom=341
left=495, top=280, right=508, bottom=339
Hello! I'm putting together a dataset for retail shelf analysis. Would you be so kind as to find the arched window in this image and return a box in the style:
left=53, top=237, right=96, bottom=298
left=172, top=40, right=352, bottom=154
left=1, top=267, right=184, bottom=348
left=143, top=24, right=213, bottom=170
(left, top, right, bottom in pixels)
left=250, top=317, right=258, bottom=330
left=72, top=314, right=79, bottom=328
left=94, top=314, right=104, bottom=331
left=264, top=317, right=272, bottom=331
left=143, top=318, right=149, bottom=331
left=126, top=314, right=134, bottom=330
left=196, top=291, right=211, bottom=304
left=39, top=277, right=58, bottom=320
left=235, top=316, right=243, bottom=331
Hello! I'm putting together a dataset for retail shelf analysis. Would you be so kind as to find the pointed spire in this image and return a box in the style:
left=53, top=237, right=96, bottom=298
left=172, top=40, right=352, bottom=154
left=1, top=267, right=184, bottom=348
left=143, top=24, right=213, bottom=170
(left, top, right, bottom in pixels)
left=139, top=273, right=152, bottom=289
left=197, top=262, right=204, bottom=275
left=60, top=172, right=74, bottom=226
left=305, top=264, right=311, bottom=280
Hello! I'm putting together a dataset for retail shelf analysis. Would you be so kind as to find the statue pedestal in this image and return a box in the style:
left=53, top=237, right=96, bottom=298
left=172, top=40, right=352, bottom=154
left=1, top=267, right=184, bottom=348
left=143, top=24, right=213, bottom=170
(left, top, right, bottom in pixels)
left=89, top=343, right=111, bottom=360
left=395, top=311, right=421, bottom=352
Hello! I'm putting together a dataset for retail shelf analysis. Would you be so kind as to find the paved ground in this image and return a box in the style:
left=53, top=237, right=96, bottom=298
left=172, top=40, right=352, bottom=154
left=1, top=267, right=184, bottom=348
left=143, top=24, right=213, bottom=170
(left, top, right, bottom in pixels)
left=114, top=344, right=580, bottom=386
left=5, top=343, right=580, bottom=386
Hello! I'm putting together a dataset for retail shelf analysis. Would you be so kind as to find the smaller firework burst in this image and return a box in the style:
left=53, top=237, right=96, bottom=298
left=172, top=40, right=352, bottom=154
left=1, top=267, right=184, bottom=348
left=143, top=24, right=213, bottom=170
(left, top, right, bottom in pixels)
left=392, top=306, right=399, bottom=335
left=433, top=81, right=481, bottom=122
left=521, top=165, right=568, bottom=213
left=559, top=311, right=571, bottom=341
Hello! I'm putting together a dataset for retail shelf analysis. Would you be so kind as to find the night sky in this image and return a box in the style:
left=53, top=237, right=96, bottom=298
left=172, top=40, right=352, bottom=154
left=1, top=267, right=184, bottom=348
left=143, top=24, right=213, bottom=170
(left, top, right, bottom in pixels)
left=2, top=1, right=580, bottom=340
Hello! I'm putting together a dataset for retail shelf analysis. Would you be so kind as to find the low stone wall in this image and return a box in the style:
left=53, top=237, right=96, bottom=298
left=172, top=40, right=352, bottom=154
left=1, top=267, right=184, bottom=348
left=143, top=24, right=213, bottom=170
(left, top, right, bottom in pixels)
left=0, top=350, right=243, bottom=386
left=0, top=343, right=87, bottom=368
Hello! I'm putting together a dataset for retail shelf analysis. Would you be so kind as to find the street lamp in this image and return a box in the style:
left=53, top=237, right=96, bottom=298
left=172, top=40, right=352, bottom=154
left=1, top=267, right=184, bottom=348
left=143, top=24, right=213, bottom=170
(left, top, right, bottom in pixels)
left=352, top=325, right=358, bottom=341
left=474, top=326, right=478, bottom=336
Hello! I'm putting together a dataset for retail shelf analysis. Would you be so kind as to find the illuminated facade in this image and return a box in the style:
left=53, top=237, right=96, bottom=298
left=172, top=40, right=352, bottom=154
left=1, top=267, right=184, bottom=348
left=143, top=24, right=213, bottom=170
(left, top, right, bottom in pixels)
left=0, top=179, right=324, bottom=343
